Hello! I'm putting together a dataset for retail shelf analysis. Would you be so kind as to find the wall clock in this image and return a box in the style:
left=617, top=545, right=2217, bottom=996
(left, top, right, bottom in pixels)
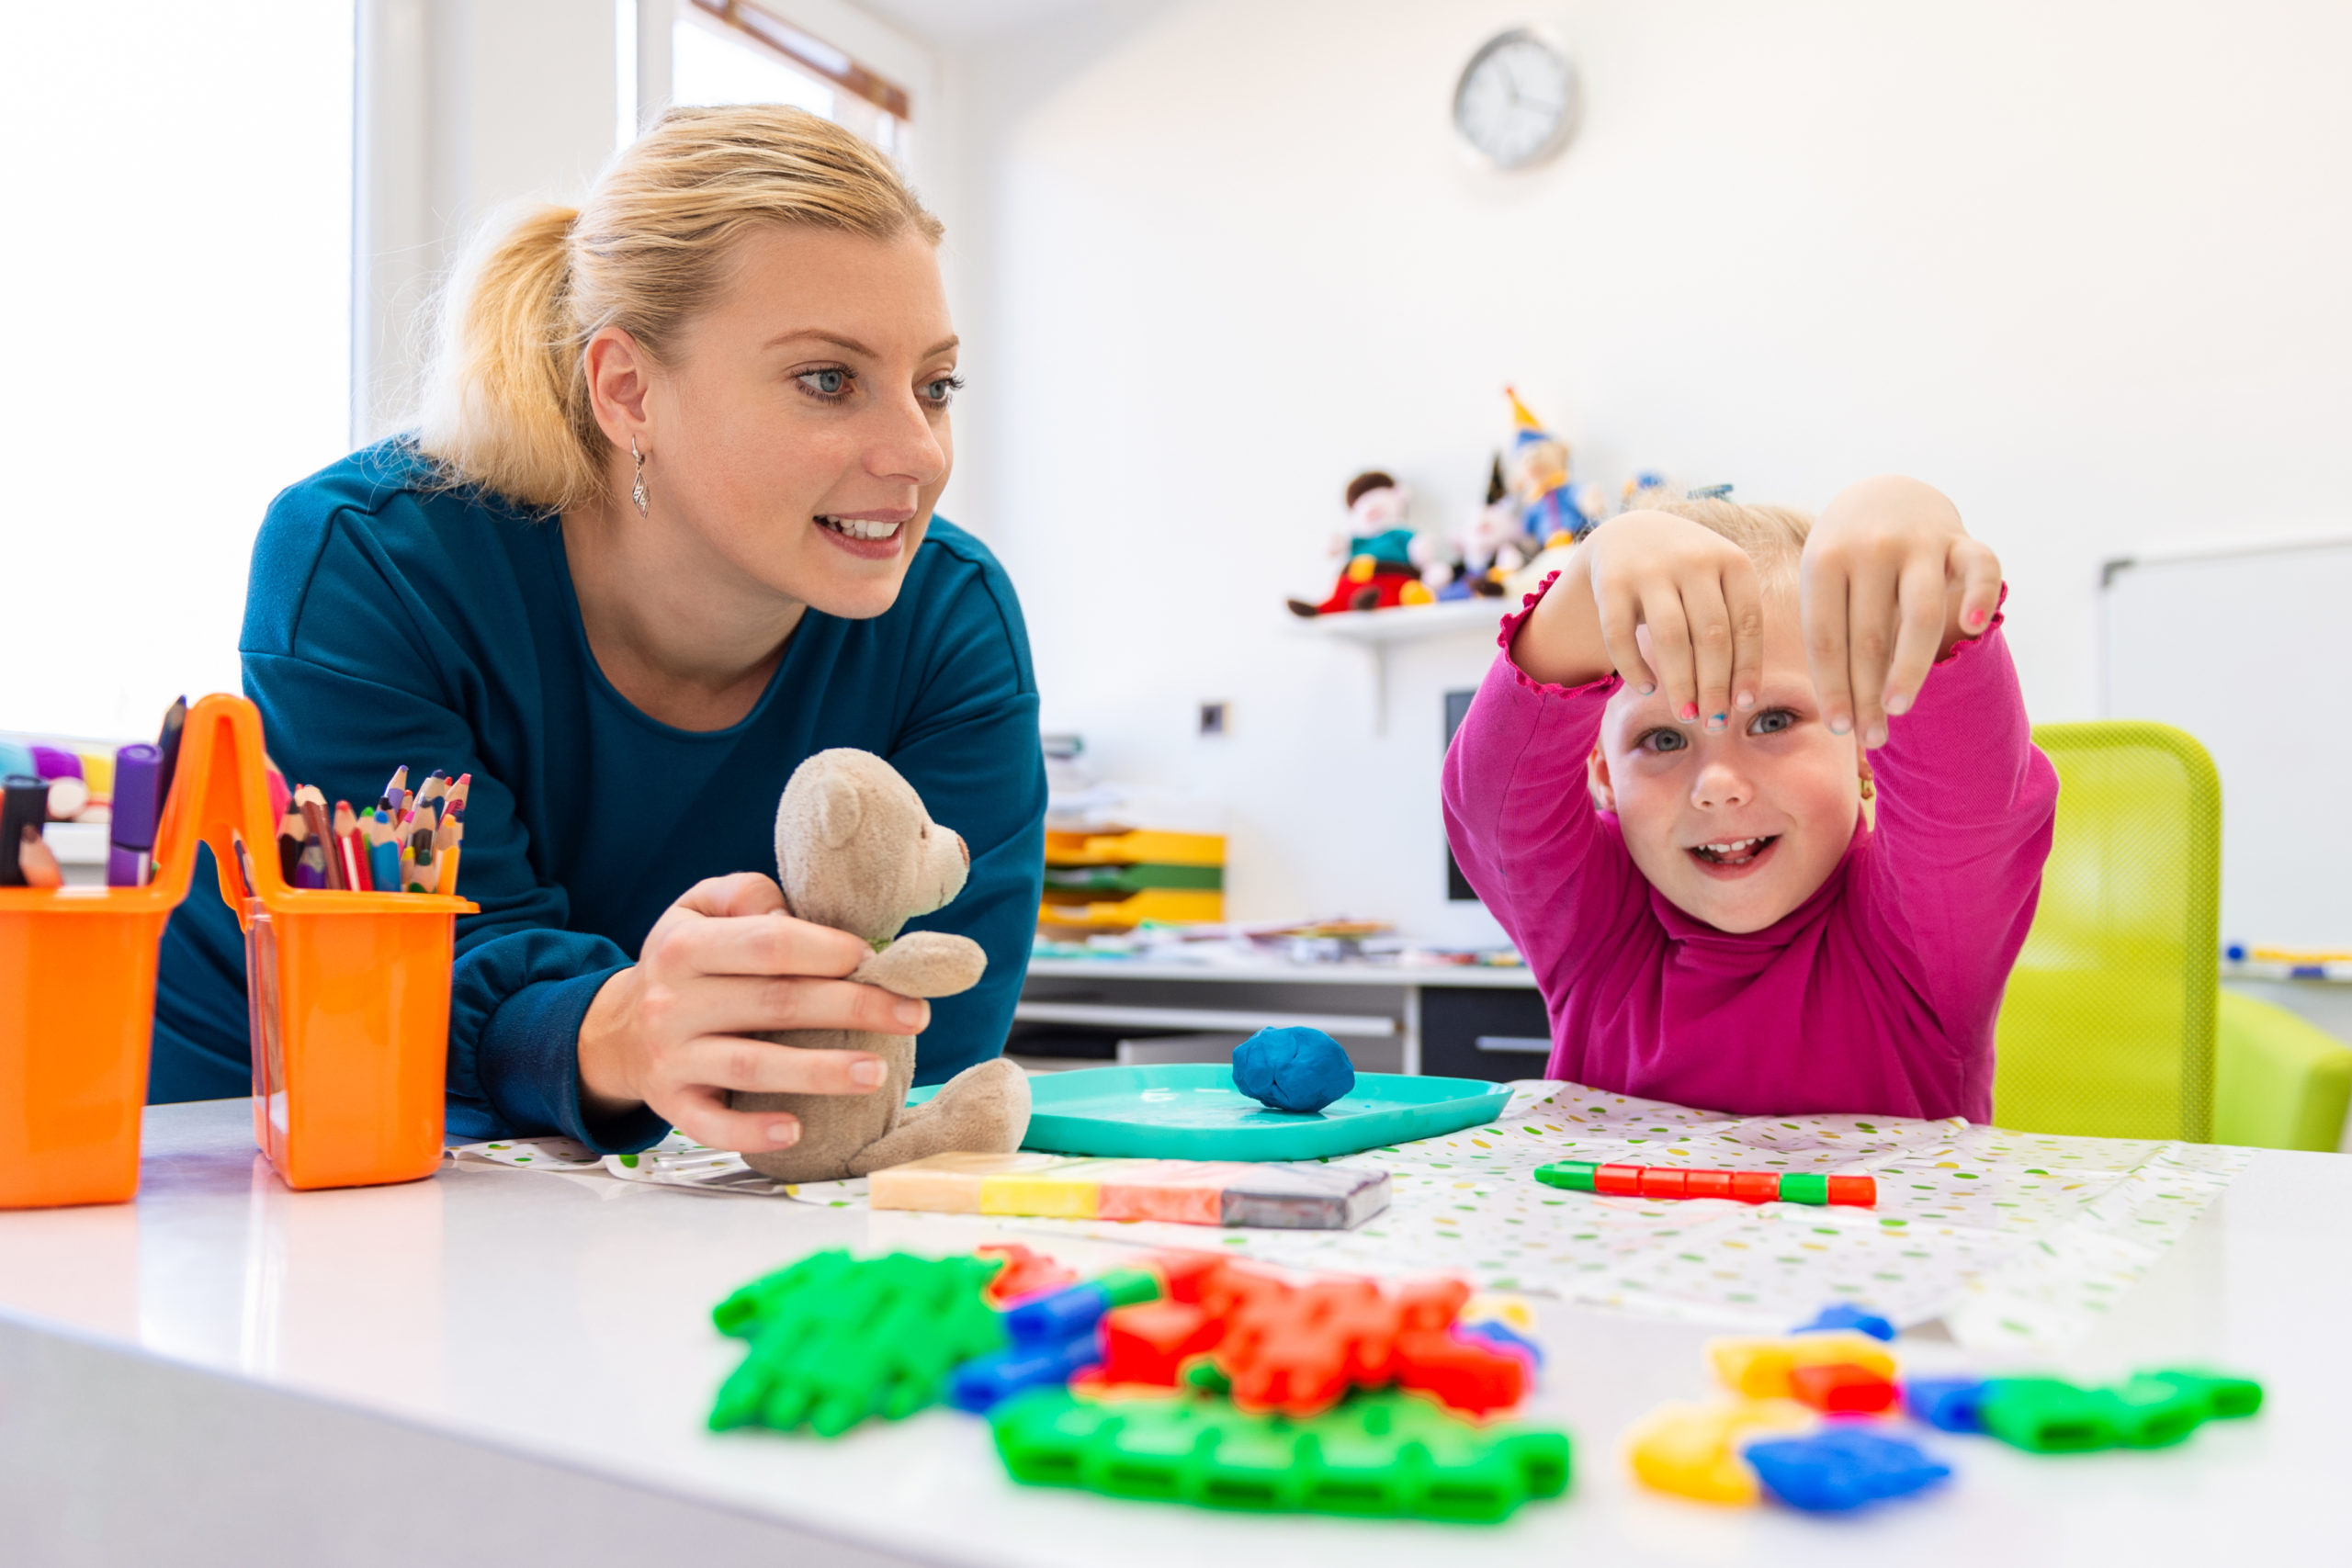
left=1453, top=28, right=1578, bottom=171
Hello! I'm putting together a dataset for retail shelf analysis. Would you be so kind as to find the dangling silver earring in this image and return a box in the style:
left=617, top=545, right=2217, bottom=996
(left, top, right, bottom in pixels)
left=629, top=436, right=650, bottom=518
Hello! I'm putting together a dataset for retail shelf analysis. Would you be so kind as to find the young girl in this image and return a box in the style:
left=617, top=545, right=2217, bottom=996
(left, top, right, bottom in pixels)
left=1442, top=477, right=2057, bottom=1121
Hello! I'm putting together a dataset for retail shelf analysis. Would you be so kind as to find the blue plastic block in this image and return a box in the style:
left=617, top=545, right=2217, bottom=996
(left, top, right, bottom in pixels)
left=1795, top=1302, right=1895, bottom=1341
left=1456, top=1319, right=1545, bottom=1371
left=1742, top=1427, right=1950, bottom=1513
left=1903, top=1376, right=1990, bottom=1433
left=1004, top=1281, right=1115, bottom=1346
left=1232, top=1026, right=1357, bottom=1114
left=948, top=1333, right=1104, bottom=1413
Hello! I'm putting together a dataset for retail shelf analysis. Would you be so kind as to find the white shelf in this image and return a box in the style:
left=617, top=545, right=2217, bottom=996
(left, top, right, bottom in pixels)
left=1290, top=598, right=1503, bottom=644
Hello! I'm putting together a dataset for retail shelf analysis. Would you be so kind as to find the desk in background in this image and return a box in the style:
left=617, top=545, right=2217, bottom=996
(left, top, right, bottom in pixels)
left=1016, top=956, right=1550, bottom=1079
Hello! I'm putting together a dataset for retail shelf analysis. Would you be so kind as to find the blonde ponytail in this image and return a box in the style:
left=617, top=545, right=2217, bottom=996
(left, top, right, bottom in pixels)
left=414, top=107, right=941, bottom=515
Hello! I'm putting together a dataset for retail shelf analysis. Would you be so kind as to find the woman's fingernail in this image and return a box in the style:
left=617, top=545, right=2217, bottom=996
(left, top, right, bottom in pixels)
left=1866, top=723, right=1887, bottom=748
left=768, top=1120, right=800, bottom=1148
left=894, top=998, right=924, bottom=1027
left=1638, top=682, right=1656, bottom=696
left=1679, top=702, right=1699, bottom=722
left=1705, top=713, right=1725, bottom=731
left=1885, top=691, right=1910, bottom=716
left=1829, top=716, right=1852, bottom=735
left=1967, top=608, right=1987, bottom=628
left=851, top=1057, right=885, bottom=1088
left=1736, top=692, right=1756, bottom=710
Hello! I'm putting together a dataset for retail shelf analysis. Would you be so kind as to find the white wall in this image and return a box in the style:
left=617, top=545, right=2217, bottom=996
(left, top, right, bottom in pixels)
left=939, top=0, right=2352, bottom=942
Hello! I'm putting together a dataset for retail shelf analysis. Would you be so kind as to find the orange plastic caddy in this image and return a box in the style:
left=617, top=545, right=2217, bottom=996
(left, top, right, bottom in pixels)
left=0, top=695, right=472, bottom=1206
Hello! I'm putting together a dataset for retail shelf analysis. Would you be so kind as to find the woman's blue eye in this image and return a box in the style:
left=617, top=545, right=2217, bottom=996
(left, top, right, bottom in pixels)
left=1643, top=728, right=1688, bottom=753
left=923, top=374, right=965, bottom=407
left=1749, top=709, right=1796, bottom=736
left=797, top=367, right=851, bottom=399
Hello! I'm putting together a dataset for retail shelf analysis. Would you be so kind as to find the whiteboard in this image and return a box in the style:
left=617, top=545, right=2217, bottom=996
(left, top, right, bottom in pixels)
left=2102, top=536, right=2352, bottom=951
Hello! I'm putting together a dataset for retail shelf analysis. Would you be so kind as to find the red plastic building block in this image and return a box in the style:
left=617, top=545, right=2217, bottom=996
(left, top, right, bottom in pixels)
left=1826, top=1175, right=1877, bottom=1206
left=978, top=1244, right=1078, bottom=1306
left=1683, top=1170, right=1734, bottom=1200
left=1101, top=1300, right=1226, bottom=1385
left=1393, top=1277, right=1473, bottom=1331
left=1730, top=1170, right=1781, bottom=1203
left=1594, top=1163, right=1645, bottom=1196
left=1789, top=1360, right=1899, bottom=1415
left=1638, top=1168, right=1689, bottom=1199
left=1395, top=1328, right=1528, bottom=1416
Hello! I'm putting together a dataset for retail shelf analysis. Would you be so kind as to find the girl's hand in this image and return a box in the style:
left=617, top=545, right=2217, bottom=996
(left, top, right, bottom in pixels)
left=575, top=872, right=930, bottom=1152
left=1803, top=477, right=2003, bottom=748
left=1514, top=509, right=1765, bottom=731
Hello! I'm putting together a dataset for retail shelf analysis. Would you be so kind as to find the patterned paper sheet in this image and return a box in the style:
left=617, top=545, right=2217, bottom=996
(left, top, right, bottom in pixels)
left=452, top=1081, right=2246, bottom=1350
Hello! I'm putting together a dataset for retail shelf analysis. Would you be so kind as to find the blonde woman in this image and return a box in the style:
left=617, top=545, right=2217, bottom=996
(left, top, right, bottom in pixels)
left=152, top=108, right=1045, bottom=1157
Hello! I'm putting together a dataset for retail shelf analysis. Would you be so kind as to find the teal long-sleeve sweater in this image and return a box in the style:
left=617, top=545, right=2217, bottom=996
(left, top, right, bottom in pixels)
left=150, top=441, right=1046, bottom=1154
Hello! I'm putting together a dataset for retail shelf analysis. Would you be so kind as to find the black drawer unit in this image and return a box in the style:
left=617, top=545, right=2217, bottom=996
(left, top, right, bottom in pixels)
left=1419, top=986, right=1553, bottom=1082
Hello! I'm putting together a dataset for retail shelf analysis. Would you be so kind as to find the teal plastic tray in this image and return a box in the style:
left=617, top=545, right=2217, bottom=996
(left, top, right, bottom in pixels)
left=913, top=1065, right=1511, bottom=1161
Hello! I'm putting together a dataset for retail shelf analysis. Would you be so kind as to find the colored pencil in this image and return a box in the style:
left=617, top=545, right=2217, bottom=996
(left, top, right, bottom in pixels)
left=405, top=827, right=436, bottom=893
left=434, top=803, right=465, bottom=895
left=382, top=765, right=409, bottom=807
left=298, top=792, right=343, bottom=890
left=17, top=826, right=62, bottom=888
left=277, top=805, right=306, bottom=885
left=366, top=809, right=400, bottom=893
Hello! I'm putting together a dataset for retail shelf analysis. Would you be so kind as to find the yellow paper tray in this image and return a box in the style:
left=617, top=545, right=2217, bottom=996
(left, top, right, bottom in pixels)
left=1045, top=829, right=1225, bottom=868
left=1037, top=887, right=1225, bottom=931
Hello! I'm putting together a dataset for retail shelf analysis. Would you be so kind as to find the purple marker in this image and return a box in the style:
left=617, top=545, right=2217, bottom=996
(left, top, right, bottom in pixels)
left=108, top=744, right=162, bottom=887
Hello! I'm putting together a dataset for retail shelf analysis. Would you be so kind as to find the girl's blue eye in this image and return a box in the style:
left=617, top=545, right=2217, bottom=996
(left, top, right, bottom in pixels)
left=1642, top=728, right=1688, bottom=754
left=797, top=367, right=851, bottom=398
left=1749, top=709, right=1796, bottom=736
left=923, top=374, right=965, bottom=407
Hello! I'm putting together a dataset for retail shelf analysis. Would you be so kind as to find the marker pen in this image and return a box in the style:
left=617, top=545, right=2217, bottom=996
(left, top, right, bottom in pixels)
left=108, top=744, right=162, bottom=887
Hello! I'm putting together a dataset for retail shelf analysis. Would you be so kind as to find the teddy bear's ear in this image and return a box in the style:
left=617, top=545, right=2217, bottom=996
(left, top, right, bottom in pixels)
left=809, top=770, right=865, bottom=850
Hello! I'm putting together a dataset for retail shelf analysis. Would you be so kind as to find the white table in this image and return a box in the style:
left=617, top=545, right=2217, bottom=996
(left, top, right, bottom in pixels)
left=2, top=1100, right=2344, bottom=1567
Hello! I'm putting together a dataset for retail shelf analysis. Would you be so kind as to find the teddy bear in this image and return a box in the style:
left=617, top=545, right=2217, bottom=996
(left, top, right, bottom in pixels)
left=733, top=749, right=1031, bottom=1181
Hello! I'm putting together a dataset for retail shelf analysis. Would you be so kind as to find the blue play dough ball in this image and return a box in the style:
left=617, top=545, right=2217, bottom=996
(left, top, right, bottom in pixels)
left=1232, top=1026, right=1356, bottom=1113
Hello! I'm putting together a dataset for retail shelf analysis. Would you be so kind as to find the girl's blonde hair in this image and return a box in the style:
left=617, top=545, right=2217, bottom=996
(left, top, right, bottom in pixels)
left=414, top=106, right=942, bottom=514
left=1627, top=489, right=1814, bottom=593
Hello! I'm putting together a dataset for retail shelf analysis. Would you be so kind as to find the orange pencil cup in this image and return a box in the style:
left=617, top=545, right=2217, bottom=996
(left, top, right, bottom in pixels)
left=0, top=892, right=174, bottom=1208
left=242, top=897, right=458, bottom=1190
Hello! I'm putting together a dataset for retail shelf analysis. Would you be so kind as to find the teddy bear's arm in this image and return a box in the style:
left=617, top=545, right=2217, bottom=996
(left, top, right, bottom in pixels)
left=850, top=931, right=988, bottom=998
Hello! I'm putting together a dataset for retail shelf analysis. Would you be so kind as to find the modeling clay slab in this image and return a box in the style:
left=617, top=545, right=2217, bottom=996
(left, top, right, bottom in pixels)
left=907, top=1065, right=1510, bottom=1161
left=868, top=1151, right=1392, bottom=1229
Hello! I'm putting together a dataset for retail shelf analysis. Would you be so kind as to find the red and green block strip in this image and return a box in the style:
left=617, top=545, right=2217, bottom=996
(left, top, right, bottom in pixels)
left=1533, top=1161, right=1875, bottom=1207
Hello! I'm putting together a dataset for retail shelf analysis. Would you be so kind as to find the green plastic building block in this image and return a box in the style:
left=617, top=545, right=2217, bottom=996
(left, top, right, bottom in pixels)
left=709, top=1248, right=1006, bottom=1438
left=1532, top=1161, right=1599, bottom=1192
left=1978, top=1378, right=2119, bottom=1453
left=2142, top=1368, right=2264, bottom=1420
left=1776, top=1172, right=1830, bottom=1205
left=2098, top=1377, right=2210, bottom=1448
left=991, top=1387, right=1571, bottom=1523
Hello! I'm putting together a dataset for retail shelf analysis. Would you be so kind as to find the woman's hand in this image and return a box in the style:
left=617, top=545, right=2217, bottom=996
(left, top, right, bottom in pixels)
left=575, top=872, right=929, bottom=1152
left=1514, top=509, right=1765, bottom=731
left=1803, top=477, right=2002, bottom=748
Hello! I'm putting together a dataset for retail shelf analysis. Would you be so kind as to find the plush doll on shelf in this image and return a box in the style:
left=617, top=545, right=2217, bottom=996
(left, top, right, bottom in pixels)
left=1286, top=470, right=1438, bottom=616
left=733, top=750, right=1031, bottom=1181
left=1505, top=388, right=1610, bottom=547
left=1444, top=453, right=1530, bottom=599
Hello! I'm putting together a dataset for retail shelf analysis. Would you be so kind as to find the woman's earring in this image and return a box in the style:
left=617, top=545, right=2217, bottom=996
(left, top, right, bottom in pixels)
left=629, top=436, right=650, bottom=518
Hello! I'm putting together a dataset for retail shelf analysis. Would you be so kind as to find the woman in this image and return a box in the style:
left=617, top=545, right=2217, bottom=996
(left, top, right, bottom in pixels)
left=151, top=107, right=1045, bottom=1156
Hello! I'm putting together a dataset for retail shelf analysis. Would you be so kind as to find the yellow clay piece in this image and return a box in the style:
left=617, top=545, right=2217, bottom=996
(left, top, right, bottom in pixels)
left=1625, top=1400, right=1815, bottom=1506
left=1704, top=1333, right=1896, bottom=1399
left=866, top=1151, right=1058, bottom=1213
left=979, top=1168, right=1102, bottom=1219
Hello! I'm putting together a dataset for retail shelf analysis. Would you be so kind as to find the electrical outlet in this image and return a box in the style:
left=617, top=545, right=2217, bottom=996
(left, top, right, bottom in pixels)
left=1198, top=702, right=1228, bottom=737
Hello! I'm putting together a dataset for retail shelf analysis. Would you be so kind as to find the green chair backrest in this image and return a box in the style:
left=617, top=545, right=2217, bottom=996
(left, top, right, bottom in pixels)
left=1992, top=722, right=2220, bottom=1140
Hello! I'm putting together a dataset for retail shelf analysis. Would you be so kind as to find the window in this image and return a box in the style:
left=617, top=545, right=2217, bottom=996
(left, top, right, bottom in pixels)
left=0, top=4, right=356, bottom=738
left=632, top=0, right=910, bottom=158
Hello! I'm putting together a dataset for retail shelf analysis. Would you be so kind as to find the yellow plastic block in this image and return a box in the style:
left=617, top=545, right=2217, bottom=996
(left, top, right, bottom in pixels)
left=1044, top=829, right=1227, bottom=868
left=1705, top=1333, right=1896, bottom=1400
left=1625, top=1400, right=1815, bottom=1506
left=865, top=1151, right=1059, bottom=1213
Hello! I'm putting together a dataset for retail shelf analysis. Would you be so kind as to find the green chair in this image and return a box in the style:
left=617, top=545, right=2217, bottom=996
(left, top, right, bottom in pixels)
left=1994, top=722, right=2352, bottom=1149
